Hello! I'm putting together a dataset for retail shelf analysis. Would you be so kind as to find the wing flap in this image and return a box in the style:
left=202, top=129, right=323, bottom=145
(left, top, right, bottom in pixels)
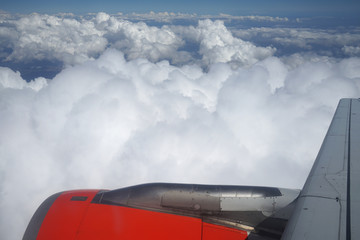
left=282, top=98, right=360, bottom=240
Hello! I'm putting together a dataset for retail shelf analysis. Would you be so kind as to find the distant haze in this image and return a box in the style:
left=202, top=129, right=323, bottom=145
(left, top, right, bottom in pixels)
left=1, top=0, right=360, bottom=17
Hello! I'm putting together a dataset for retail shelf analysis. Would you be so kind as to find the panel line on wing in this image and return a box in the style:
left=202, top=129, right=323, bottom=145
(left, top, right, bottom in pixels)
left=346, top=99, right=352, bottom=240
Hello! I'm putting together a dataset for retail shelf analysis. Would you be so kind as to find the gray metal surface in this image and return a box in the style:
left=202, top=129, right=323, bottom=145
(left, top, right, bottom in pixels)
left=282, top=98, right=360, bottom=240
left=349, top=99, right=360, bottom=239
left=94, top=183, right=300, bottom=237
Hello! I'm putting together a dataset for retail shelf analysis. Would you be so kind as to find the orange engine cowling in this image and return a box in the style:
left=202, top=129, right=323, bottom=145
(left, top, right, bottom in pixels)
left=23, top=190, right=248, bottom=240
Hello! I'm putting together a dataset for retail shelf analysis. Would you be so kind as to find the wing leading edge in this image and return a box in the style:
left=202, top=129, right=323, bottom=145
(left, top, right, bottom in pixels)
left=282, top=98, right=360, bottom=240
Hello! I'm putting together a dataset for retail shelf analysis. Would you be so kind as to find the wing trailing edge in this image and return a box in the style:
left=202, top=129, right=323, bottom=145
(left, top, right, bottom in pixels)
left=282, top=98, right=360, bottom=240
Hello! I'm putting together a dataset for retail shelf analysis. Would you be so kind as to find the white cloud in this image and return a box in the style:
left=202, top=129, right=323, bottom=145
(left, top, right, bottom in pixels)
left=0, top=13, right=278, bottom=69
left=96, top=15, right=274, bottom=66
left=170, top=19, right=275, bottom=67
left=0, top=12, right=190, bottom=66
left=97, top=13, right=188, bottom=63
left=0, top=67, right=47, bottom=90
left=197, top=20, right=275, bottom=67
left=1, top=13, right=360, bottom=240
left=343, top=45, right=360, bottom=57
left=109, top=12, right=289, bottom=23
left=5, top=13, right=107, bottom=64
left=1, top=47, right=360, bottom=239
left=217, top=14, right=289, bottom=22
left=232, top=27, right=360, bottom=57
left=3, top=12, right=359, bottom=73
left=116, top=11, right=198, bottom=23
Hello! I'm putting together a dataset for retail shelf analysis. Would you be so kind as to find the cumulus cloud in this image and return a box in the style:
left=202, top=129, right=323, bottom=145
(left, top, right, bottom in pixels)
left=115, top=11, right=198, bottom=23
left=96, top=12, right=189, bottom=64
left=0, top=67, right=47, bottom=90
left=195, top=19, right=275, bottom=67
left=2, top=12, right=359, bottom=75
left=3, top=13, right=107, bottom=64
left=0, top=13, right=276, bottom=70
left=1, top=12, right=360, bottom=240
left=170, top=19, right=275, bottom=67
left=114, top=12, right=289, bottom=23
left=91, top=14, right=275, bottom=66
left=343, top=45, right=360, bottom=57
left=1, top=47, right=360, bottom=239
left=232, top=27, right=360, bottom=57
left=216, top=14, right=289, bottom=22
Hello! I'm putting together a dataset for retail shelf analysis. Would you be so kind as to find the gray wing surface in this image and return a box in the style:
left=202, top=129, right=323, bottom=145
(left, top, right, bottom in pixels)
left=282, top=98, right=360, bottom=240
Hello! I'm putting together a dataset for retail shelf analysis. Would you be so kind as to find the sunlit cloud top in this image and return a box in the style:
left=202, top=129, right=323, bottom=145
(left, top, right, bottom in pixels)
left=0, top=10, right=360, bottom=240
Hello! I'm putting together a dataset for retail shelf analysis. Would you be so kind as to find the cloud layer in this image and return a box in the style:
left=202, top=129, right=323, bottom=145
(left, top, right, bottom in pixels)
left=1, top=50, right=360, bottom=240
left=0, top=12, right=275, bottom=69
left=2, top=12, right=359, bottom=81
left=233, top=26, right=360, bottom=57
left=0, top=12, right=360, bottom=240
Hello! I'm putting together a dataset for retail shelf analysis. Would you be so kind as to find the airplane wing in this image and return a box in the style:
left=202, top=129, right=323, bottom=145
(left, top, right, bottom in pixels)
left=22, top=98, right=359, bottom=240
left=282, top=98, right=360, bottom=240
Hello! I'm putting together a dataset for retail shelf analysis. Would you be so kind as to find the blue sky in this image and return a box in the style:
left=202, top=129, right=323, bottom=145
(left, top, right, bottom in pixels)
left=1, top=0, right=360, bottom=17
